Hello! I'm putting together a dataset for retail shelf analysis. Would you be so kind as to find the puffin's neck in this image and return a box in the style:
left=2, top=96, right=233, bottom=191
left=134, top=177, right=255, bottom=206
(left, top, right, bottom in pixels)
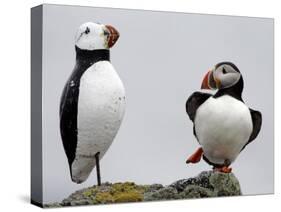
left=214, top=77, right=244, bottom=101
left=75, top=46, right=110, bottom=66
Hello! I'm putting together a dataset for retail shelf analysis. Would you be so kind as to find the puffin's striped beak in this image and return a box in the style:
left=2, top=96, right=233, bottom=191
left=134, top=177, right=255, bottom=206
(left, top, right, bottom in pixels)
left=105, top=25, right=120, bottom=48
left=201, top=70, right=217, bottom=90
left=201, top=70, right=212, bottom=89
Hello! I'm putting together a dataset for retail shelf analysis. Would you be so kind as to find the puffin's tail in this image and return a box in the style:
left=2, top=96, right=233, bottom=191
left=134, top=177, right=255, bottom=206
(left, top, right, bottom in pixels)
left=70, top=157, right=96, bottom=184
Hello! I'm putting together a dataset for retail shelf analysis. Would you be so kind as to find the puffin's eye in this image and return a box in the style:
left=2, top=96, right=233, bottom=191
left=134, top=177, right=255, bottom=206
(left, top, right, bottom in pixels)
left=103, top=30, right=109, bottom=37
left=85, top=27, right=90, bottom=34
left=222, top=67, right=227, bottom=74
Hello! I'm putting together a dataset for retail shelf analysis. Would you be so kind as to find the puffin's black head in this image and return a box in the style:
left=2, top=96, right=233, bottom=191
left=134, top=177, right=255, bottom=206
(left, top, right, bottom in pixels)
left=201, top=62, right=243, bottom=90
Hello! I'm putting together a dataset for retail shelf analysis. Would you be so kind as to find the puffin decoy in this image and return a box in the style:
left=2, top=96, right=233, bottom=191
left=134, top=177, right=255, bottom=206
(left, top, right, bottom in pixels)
left=185, top=62, right=262, bottom=173
left=60, top=22, right=125, bottom=184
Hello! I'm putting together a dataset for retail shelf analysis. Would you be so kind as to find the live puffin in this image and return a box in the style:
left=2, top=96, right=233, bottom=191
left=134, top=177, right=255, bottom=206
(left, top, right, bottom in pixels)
left=60, top=22, right=125, bottom=184
left=185, top=62, right=262, bottom=173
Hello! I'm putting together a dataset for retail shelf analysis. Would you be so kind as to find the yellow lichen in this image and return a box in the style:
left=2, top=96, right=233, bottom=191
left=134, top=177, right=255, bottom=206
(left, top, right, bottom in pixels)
left=113, top=191, right=143, bottom=203
left=83, top=187, right=98, bottom=198
left=90, top=182, right=146, bottom=204
left=94, top=192, right=114, bottom=204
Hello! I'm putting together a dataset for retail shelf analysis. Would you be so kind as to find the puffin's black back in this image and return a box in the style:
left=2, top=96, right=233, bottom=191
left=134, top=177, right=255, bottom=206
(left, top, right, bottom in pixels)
left=59, top=47, right=110, bottom=174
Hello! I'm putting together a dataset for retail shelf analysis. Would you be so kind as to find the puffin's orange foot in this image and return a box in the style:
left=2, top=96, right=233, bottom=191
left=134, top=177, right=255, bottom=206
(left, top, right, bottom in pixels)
left=186, top=147, right=203, bottom=164
left=214, top=166, right=232, bottom=173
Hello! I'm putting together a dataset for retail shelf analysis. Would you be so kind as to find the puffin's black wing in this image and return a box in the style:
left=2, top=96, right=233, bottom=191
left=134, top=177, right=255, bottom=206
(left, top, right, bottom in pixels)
left=186, top=91, right=212, bottom=139
left=186, top=91, right=212, bottom=122
left=241, top=108, right=262, bottom=151
left=59, top=68, right=82, bottom=169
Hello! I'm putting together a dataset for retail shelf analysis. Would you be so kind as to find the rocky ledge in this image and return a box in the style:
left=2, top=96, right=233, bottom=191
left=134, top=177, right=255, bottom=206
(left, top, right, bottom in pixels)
left=44, top=171, right=241, bottom=207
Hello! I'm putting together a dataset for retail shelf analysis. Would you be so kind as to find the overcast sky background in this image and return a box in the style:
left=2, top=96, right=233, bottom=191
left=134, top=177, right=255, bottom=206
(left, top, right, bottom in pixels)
left=42, top=4, right=274, bottom=203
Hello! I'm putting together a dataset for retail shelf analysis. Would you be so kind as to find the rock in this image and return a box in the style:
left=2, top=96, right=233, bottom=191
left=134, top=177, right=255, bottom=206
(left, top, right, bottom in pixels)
left=43, top=202, right=62, bottom=208
left=144, top=183, right=164, bottom=193
left=179, top=185, right=215, bottom=198
left=44, top=171, right=241, bottom=207
left=170, top=171, right=242, bottom=199
left=209, top=171, right=242, bottom=196
left=144, top=171, right=241, bottom=201
left=144, top=187, right=179, bottom=201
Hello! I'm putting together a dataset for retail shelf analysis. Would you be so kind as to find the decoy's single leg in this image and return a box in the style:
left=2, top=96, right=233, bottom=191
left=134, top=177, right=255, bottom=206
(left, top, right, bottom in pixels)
left=95, top=152, right=101, bottom=186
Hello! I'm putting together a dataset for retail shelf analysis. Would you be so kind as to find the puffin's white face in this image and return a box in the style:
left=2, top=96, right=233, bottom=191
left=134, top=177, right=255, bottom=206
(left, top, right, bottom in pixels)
left=201, top=63, right=241, bottom=90
left=212, top=64, right=241, bottom=89
left=75, top=22, right=119, bottom=50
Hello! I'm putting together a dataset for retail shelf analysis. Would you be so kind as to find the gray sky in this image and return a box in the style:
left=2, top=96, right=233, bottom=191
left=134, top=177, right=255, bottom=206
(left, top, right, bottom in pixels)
left=42, top=4, right=274, bottom=203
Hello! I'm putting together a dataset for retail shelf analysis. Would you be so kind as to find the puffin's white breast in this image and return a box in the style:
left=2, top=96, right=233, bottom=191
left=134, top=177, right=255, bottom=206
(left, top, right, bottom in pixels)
left=194, top=95, right=252, bottom=165
left=71, top=61, right=125, bottom=183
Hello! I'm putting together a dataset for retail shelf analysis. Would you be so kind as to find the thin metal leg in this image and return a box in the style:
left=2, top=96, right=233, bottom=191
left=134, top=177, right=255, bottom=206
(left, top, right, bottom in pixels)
left=95, top=152, right=101, bottom=186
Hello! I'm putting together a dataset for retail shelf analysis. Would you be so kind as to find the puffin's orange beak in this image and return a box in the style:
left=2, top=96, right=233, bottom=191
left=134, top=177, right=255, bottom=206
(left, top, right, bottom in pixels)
left=105, top=25, right=119, bottom=48
left=201, top=70, right=212, bottom=89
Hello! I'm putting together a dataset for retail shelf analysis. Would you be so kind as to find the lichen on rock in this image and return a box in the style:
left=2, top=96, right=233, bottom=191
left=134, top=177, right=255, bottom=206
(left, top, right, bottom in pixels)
left=44, top=171, right=241, bottom=207
left=144, top=186, right=179, bottom=201
left=144, top=171, right=241, bottom=201
left=59, top=182, right=147, bottom=206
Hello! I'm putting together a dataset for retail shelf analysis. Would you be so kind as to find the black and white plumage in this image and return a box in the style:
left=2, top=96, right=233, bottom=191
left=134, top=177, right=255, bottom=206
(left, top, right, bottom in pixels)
left=60, top=22, right=125, bottom=184
left=186, top=62, right=262, bottom=171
